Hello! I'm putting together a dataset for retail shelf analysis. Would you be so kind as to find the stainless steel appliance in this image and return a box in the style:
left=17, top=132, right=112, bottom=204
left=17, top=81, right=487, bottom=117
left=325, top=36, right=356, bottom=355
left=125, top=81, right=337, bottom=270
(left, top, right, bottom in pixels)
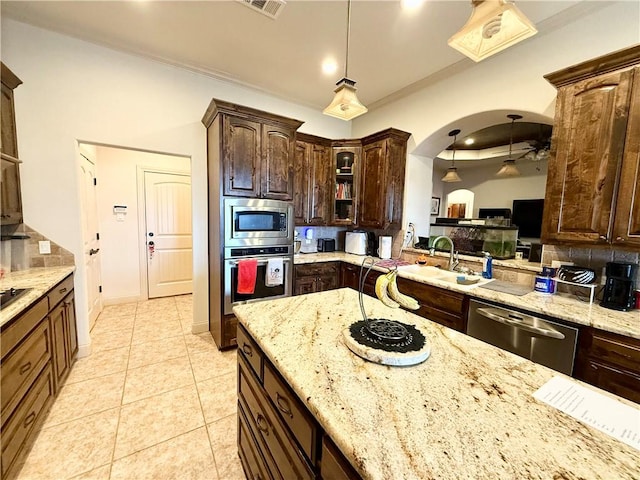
left=601, top=261, right=638, bottom=311
left=224, top=197, right=293, bottom=247
left=467, top=299, right=578, bottom=375
left=223, top=198, right=294, bottom=316
left=223, top=245, right=293, bottom=315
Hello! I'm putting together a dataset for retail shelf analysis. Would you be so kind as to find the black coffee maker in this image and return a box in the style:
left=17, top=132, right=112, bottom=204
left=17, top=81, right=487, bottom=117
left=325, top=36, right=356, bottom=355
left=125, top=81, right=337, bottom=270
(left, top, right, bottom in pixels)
left=600, top=262, right=638, bottom=311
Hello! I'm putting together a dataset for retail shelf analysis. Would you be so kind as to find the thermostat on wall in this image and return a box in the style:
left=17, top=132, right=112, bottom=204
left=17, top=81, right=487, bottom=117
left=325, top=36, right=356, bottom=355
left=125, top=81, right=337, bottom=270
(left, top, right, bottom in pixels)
left=113, top=205, right=127, bottom=222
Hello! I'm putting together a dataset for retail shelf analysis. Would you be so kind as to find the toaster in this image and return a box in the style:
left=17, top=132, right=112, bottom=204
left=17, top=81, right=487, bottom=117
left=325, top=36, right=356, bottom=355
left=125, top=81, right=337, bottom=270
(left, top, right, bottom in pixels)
left=317, top=238, right=336, bottom=253
left=345, top=231, right=368, bottom=255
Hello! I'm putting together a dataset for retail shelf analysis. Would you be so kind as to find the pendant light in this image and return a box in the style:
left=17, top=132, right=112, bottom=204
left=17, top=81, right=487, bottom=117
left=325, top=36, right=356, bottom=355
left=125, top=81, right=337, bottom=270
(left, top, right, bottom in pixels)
left=323, top=0, right=368, bottom=121
left=496, top=114, right=522, bottom=177
left=442, top=129, right=462, bottom=183
left=448, top=0, right=537, bottom=62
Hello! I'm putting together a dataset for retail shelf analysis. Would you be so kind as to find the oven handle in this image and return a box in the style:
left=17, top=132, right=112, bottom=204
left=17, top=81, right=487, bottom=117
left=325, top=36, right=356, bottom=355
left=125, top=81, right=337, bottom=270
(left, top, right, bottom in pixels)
left=227, top=257, right=292, bottom=266
left=476, top=307, right=565, bottom=340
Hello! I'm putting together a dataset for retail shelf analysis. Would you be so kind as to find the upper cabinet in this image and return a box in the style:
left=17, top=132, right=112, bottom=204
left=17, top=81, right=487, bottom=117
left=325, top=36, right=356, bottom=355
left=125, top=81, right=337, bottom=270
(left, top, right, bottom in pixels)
left=358, top=129, right=411, bottom=230
left=294, top=133, right=332, bottom=225
left=1, top=63, right=23, bottom=226
left=331, top=140, right=361, bottom=226
left=542, top=46, right=640, bottom=249
left=204, top=99, right=303, bottom=201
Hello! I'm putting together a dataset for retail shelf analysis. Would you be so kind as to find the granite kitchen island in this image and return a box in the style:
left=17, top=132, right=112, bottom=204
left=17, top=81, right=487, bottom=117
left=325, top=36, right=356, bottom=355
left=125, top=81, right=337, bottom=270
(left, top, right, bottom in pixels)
left=233, top=288, right=639, bottom=480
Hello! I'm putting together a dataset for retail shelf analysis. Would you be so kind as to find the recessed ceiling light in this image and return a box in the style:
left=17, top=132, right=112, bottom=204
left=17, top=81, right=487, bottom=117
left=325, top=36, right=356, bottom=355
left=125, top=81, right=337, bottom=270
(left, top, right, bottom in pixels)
left=401, top=0, right=424, bottom=11
left=464, top=138, right=475, bottom=145
left=322, top=59, right=338, bottom=75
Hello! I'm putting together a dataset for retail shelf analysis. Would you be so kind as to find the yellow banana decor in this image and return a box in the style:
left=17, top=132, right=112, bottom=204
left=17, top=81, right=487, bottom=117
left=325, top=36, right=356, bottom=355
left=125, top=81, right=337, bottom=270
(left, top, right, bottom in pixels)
left=375, top=270, right=420, bottom=310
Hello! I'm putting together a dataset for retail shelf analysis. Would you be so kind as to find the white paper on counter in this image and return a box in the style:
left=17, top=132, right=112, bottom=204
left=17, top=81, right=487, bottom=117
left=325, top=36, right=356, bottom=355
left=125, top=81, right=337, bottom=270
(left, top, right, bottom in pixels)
left=534, top=376, right=640, bottom=451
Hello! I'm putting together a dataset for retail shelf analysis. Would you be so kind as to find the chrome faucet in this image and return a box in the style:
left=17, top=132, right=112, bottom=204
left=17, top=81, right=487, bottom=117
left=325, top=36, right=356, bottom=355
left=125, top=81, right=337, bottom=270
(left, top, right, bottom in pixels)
left=430, top=235, right=458, bottom=271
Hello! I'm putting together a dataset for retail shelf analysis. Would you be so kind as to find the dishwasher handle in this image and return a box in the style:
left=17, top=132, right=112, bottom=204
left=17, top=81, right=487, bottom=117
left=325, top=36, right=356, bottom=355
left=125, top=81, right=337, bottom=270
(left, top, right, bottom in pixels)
left=476, top=307, right=565, bottom=340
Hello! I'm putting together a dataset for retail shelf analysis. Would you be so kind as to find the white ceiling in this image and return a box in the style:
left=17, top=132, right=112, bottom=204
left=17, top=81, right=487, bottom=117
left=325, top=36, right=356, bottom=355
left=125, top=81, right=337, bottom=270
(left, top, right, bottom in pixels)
left=2, top=0, right=588, bottom=110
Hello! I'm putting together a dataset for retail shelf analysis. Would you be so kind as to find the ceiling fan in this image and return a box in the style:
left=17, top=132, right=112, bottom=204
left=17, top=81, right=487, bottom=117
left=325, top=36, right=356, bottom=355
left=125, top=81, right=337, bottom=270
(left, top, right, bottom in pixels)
left=520, top=139, right=551, bottom=171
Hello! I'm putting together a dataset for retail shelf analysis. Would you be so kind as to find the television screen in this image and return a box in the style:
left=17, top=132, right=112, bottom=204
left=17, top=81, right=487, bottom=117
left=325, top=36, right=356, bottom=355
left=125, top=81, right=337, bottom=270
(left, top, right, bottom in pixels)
left=512, top=199, right=544, bottom=239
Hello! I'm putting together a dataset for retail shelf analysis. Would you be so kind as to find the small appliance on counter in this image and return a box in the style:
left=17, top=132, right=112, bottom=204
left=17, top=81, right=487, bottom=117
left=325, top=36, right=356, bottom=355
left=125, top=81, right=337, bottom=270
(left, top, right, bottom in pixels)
left=377, top=236, right=392, bottom=259
left=345, top=231, right=368, bottom=255
left=317, top=238, right=336, bottom=253
left=601, top=262, right=638, bottom=311
left=299, top=228, right=318, bottom=254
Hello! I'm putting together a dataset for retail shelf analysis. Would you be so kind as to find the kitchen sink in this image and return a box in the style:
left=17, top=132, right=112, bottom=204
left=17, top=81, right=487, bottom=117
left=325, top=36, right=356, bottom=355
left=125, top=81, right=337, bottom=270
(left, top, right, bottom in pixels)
left=397, top=264, right=492, bottom=290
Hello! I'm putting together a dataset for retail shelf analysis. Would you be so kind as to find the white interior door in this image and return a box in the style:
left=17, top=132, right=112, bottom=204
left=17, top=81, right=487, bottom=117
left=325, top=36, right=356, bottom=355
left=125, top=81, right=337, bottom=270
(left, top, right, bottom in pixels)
left=144, top=171, right=193, bottom=298
left=79, top=152, right=103, bottom=329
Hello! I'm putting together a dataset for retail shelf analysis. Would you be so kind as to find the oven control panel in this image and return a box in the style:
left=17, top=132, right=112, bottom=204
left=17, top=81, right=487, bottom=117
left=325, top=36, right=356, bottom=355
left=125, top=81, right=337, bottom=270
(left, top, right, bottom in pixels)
left=229, top=246, right=291, bottom=257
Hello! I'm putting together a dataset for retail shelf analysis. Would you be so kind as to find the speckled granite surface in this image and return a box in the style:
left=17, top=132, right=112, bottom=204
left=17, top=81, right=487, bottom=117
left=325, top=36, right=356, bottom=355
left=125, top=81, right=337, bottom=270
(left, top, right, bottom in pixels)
left=295, top=252, right=640, bottom=339
left=234, top=289, right=639, bottom=480
left=0, top=266, right=75, bottom=328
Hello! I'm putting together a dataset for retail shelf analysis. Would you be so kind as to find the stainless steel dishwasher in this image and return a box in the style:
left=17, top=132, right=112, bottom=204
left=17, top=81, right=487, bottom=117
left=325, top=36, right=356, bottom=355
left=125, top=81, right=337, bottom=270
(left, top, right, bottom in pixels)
left=467, top=299, right=578, bottom=375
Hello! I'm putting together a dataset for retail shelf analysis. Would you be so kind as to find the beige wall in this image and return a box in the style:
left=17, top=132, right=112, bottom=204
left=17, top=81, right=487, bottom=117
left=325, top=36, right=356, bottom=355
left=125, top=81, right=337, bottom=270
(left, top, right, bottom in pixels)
left=2, top=18, right=350, bottom=354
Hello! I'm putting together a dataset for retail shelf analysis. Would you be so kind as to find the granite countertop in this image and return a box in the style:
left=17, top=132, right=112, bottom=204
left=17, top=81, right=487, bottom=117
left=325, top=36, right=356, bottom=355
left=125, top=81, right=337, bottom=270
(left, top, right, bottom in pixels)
left=294, top=252, right=640, bottom=339
left=0, top=266, right=76, bottom=328
left=234, top=289, right=639, bottom=480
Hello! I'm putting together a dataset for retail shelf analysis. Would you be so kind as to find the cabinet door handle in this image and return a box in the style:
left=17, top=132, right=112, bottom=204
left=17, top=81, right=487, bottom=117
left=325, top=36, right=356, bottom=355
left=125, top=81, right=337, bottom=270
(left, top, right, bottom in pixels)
left=275, top=392, right=293, bottom=418
left=616, top=236, right=624, bottom=241
left=23, top=412, right=36, bottom=428
left=59, top=287, right=68, bottom=294
left=256, top=414, right=269, bottom=435
left=19, top=362, right=32, bottom=375
left=599, top=235, right=607, bottom=240
left=242, top=343, right=253, bottom=357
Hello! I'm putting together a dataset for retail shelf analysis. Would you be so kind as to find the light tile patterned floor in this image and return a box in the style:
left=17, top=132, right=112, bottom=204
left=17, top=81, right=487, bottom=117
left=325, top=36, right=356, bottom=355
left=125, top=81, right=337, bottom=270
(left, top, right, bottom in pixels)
left=16, top=295, right=244, bottom=480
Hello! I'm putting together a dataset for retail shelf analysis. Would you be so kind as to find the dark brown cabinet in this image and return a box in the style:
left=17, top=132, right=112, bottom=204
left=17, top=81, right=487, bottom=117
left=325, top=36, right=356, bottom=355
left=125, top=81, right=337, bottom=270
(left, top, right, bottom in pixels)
left=202, top=99, right=303, bottom=349
left=237, top=324, right=360, bottom=480
left=542, top=46, right=640, bottom=248
left=331, top=141, right=361, bottom=226
left=294, top=133, right=332, bottom=225
left=358, top=129, right=410, bottom=230
left=1, top=155, right=23, bottom=225
left=0, top=274, right=77, bottom=480
left=1, top=63, right=23, bottom=226
left=206, top=100, right=303, bottom=200
left=294, top=263, right=339, bottom=296
left=339, top=262, right=467, bottom=331
left=574, top=327, right=640, bottom=404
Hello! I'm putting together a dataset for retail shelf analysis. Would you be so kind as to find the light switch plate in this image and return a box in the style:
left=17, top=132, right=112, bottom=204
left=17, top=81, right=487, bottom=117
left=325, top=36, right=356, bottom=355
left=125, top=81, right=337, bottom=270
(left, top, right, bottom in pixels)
left=38, top=240, right=51, bottom=254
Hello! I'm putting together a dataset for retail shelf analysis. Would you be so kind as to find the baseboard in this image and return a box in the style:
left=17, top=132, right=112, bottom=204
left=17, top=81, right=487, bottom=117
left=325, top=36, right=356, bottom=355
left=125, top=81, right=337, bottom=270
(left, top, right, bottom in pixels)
left=77, top=341, right=92, bottom=359
left=191, top=320, right=209, bottom=334
left=102, top=295, right=144, bottom=306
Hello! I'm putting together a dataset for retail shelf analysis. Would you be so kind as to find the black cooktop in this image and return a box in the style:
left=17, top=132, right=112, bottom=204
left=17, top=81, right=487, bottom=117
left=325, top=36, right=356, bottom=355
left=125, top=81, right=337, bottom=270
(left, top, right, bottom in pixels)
left=0, top=288, right=31, bottom=308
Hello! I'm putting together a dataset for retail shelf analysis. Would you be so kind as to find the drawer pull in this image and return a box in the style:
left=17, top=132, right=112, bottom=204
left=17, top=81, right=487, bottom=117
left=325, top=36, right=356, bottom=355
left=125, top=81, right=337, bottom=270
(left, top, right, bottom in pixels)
left=19, top=362, right=32, bottom=375
left=23, top=412, right=36, bottom=428
left=256, top=414, right=269, bottom=435
left=59, top=287, right=68, bottom=294
left=242, top=343, right=253, bottom=357
left=275, top=392, right=293, bottom=418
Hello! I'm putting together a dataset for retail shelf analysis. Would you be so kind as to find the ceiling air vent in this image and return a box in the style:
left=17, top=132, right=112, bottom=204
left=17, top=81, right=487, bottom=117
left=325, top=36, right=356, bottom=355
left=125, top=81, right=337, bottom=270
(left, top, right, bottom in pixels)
left=239, top=0, right=286, bottom=19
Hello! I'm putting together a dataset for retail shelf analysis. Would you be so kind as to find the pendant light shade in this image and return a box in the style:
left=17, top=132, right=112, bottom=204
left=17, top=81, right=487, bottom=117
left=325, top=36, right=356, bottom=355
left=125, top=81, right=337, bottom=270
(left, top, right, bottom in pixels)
left=496, top=114, right=522, bottom=177
left=323, top=78, right=368, bottom=120
left=448, top=0, right=537, bottom=62
left=442, top=129, right=462, bottom=183
left=323, top=0, right=367, bottom=121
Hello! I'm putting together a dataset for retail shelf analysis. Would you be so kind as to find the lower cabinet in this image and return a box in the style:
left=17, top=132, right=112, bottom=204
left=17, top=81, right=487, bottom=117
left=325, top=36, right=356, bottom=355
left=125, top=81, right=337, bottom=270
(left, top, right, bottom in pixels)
left=0, top=274, right=77, bottom=480
left=340, top=262, right=468, bottom=332
left=574, top=327, right=640, bottom=404
left=294, top=262, right=340, bottom=296
left=237, top=324, right=360, bottom=480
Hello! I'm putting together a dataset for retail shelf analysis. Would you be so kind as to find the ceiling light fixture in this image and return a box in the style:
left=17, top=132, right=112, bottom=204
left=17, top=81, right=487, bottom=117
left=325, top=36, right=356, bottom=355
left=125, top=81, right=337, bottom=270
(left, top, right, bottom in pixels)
left=464, top=138, right=475, bottom=145
left=442, top=129, right=463, bottom=183
left=496, top=114, right=522, bottom=177
left=448, top=0, right=537, bottom=62
left=323, top=0, right=368, bottom=121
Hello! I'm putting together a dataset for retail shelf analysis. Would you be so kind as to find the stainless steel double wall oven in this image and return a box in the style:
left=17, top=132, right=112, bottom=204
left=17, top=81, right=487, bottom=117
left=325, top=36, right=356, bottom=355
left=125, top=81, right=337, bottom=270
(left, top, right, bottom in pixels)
left=223, top=198, right=294, bottom=315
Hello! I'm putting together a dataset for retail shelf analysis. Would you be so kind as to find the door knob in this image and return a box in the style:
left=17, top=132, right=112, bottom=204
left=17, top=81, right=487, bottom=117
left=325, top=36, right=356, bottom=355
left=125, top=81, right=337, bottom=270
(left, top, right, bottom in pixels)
left=89, top=248, right=100, bottom=255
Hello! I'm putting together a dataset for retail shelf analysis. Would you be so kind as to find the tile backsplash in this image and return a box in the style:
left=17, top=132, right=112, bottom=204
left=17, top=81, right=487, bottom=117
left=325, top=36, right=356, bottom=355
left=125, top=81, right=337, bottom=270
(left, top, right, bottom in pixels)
left=541, top=244, right=640, bottom=285
left=0, top=224, right=74, bottom=272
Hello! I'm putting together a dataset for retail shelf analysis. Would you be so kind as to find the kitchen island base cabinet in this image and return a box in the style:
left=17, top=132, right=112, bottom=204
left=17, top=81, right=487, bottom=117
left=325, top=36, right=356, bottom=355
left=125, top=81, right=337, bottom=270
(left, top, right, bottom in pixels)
left=237, top=324, right=361, bottom=480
